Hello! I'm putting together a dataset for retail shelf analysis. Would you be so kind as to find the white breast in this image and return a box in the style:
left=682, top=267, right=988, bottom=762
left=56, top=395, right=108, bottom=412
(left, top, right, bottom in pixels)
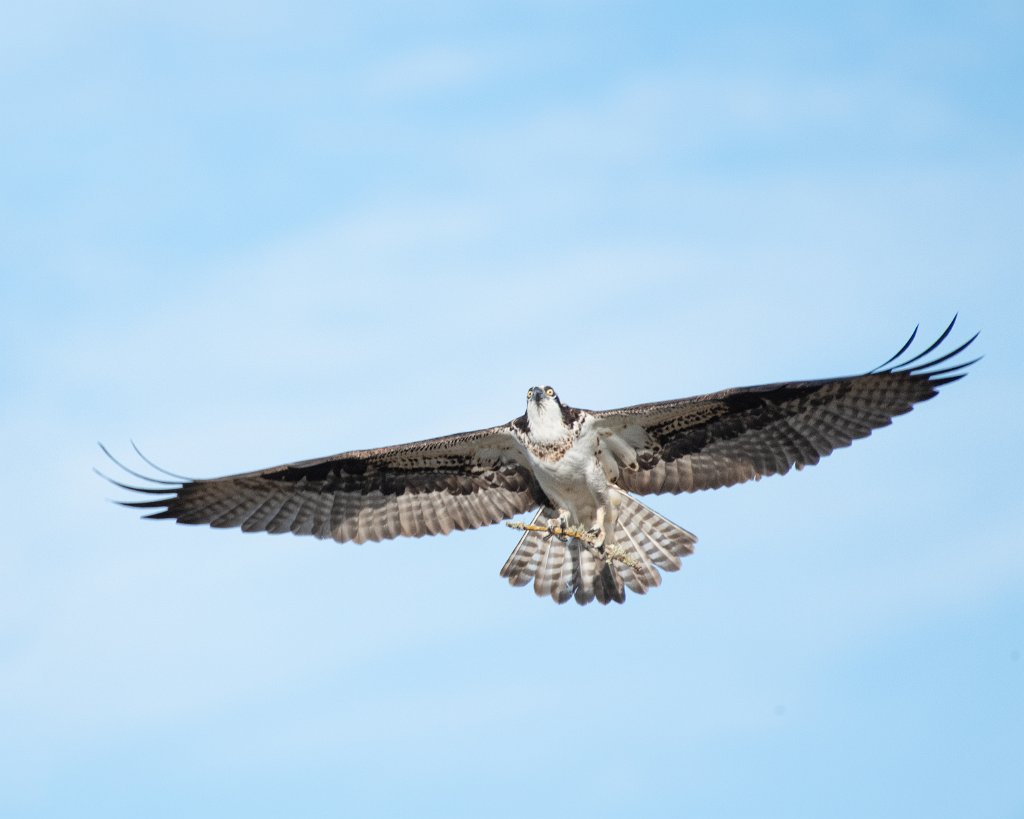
left=525, top=399, right=569, bottom=444
left=526, top=417, right=608, bottom=526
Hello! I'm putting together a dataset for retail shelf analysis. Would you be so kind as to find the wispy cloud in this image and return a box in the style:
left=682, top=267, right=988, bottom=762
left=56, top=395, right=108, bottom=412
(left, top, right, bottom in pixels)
left=358, top=47, right=496, bottom=97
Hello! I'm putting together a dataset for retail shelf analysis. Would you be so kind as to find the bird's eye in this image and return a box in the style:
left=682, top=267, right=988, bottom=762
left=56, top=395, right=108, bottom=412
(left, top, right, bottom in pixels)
left=527, top=390, right=533, bottom=399
left=545, top=387, right=555, bottom=397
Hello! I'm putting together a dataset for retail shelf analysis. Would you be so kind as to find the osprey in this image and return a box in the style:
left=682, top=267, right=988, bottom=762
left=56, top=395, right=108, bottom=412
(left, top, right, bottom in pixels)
left=103, top=318, right=977, bottom=605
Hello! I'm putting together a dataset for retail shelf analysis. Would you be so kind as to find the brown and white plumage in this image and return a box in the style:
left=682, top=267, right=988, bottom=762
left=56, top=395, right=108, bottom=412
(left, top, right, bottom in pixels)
left=105, top=427, right=545, bottom=543
left=102, top=318, right=978, bottom=606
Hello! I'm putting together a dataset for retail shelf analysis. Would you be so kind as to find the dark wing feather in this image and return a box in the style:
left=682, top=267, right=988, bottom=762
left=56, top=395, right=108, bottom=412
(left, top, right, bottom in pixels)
left=102, top=424, right=544, bottom=544
left=592, top=318, right=979, bottom=495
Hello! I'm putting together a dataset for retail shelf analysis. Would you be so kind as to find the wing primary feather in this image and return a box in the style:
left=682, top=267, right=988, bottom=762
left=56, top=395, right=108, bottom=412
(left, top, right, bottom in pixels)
left=142, top=509, right=184, bottom=520
left=130, top=440, right=196, bottom=480
left=117, top=497, right=176, bottom=509
left=869, top=324, right=919, bottom=373
left=901, top=332, right=979, bottom=374
left=912, top=357, right=983, bottom=379
left=924, top=373, right=969, bottom=388
left=95, top=469, right=179, bottom=495
left=888, top=315, right=958, bottom=371
left=97, top=444, right=181, bottom=486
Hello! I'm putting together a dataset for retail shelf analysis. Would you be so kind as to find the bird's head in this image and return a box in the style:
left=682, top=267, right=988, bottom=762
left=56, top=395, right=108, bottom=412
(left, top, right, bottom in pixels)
left=527, top=385, right=560, bottom=406
left=525, top=385, right=567, bottom=439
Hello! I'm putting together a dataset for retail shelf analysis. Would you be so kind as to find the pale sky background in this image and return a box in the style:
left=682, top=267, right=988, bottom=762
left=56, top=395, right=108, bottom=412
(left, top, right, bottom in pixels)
left=2, top=2, right=1023, bottom=817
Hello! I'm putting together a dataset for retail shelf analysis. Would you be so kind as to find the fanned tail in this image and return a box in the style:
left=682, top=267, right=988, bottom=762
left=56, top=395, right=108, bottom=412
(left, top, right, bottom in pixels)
left=499, top=489, right=696, bottom=605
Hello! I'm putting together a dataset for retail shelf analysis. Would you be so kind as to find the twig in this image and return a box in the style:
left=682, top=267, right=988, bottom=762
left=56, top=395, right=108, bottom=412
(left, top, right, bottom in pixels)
left=505, top=521, right=641, bottom=569
left=505, top=521, right=598, bottom=544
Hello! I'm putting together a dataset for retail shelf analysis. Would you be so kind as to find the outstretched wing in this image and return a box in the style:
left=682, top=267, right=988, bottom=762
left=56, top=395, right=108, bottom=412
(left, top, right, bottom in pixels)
left=591, top=318, right=979, bottom=496
left=102, top=424, right=544, bottom=544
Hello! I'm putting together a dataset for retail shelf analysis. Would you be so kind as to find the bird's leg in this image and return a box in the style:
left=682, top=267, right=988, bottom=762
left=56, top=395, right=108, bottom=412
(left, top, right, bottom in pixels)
left=583, top=502, right=639, bottom=568
left=587, top=505, right=607, bottom=548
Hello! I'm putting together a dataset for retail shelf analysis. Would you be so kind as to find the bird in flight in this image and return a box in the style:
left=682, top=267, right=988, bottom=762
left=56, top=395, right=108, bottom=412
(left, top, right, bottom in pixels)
left=102, top=318, right=978, bottom=606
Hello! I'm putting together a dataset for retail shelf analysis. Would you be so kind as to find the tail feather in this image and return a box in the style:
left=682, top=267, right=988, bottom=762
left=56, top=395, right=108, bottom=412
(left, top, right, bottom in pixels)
left=620, top=500, right=695, bottom=571
left=534, top=534, right=575, bottom=604
left=499, top=490, right=697, bottom=605
left=614, top=522, right=663, bottom=593
left=593, top=561, right=626, bottom=605
left=501, top=509, right=547, bottom=587
left=573, top=539, right=598, bottom=605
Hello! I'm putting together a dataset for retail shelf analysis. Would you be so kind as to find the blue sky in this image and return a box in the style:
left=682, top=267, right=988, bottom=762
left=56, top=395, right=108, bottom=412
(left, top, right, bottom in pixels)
left=2, top=2, right=1022, bottom=817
